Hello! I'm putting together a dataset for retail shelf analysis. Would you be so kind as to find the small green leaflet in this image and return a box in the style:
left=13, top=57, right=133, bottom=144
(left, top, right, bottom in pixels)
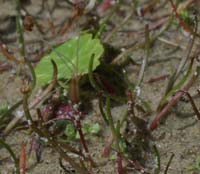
left=35, top=34, right=104, bottom=86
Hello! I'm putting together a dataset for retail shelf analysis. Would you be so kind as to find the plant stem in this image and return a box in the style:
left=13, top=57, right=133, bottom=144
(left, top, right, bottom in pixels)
left=105, top=96, right=123, bottom=173
left=153, top=145, right=161, bottom=174
left=95, top=2, right=119, bottom=39
left=164, top=153, right=174, bottom=174
left=150, top=62, right=200, bottom=131
left=136, top=24, right=150, bottom=88
left=89, top=54, right=102, bottom=92
left=104, top=3, right=135, bottom=42
left=98, top=97, right=109, bottom=125
left=0, top=100, right=22, bottom=126
left=111, top=15, right=173, bottom=65
left=0, top=139, right=19, bottom=174
left=15, top=0, right=25, bottom=57
left=164, top=18, right=197, bottom=96
left=106, top=96, right=116, bottom=137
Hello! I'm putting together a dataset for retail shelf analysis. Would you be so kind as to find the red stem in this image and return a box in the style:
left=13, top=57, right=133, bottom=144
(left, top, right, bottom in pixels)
left=75, top=119, right=89, bottom=153
left=19, top=142, right=26, bottom=174
left=75, top=119, right=96, bottom=167
left=117, top=152, right=123, bottom=174
left=169, top=0, right=192, bottom=33
left=149, top=75, right=197, bottom=131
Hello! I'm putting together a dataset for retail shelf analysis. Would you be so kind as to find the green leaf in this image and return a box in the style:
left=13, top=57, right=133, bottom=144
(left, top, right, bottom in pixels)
left=35, top=33, right=104, bottom=86
left=109, top=154, right=116, bottom=161
left=64, top=123, right=76, bottom=140
left=89, top=123, right=101, bottom=134
left=119, top=139, right=127, bottom=153
left=82, top=123, right=90, bottom=134
left=82, top=123, right=101, bottom=135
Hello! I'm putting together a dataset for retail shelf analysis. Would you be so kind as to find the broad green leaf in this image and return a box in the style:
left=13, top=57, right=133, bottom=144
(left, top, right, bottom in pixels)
left=35, top=34, right=104, bottom=86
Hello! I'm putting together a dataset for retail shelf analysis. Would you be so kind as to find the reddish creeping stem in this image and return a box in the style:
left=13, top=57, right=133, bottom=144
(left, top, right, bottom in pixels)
left=146, top=74, right=169, bottom=84
left=19, top=142, right=26, bottom=174
left=149, top=73, right=197, bottom=131
left=97, top=0, right=113, bottom=13
left=169, top=0, right=193, bottom=33
left=149, top=90, right=185, bottom=131
left=117, top=152, right=123, bottom=174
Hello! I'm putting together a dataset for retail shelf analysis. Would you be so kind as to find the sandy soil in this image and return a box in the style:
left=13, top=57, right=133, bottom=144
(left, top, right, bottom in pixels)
left=0, top=0, right=200, bottom=174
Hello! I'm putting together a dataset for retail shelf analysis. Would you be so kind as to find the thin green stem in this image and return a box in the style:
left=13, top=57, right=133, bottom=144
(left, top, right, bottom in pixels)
left=112, top=15, right=173, bottom=66
left=164, top=153, right=174, bottom=174
left=104, top=3, right=136, bottom=42
left=153, top=145, right=161, bottom=174
left=106, top=96, right=116, bottom=138
left=0, top=100, right=22, bottom=125
left=15, top=0, right=25, bottom=56
left=105, top=96, right=123, bottom=173
left=95, top=3, right=119, bottom=39
left=136, top=24, right=150, bottom=88
left=164, top=17, right=197, bottom=96
left=98, top=97, right=109, bottom=125
left=158, top=48, right=198, bottom=110
left=15, top=0, right=36, bottom=90
left=88, top=54, right=102, bottom=92
left=0, top=139, right=19, bottom=174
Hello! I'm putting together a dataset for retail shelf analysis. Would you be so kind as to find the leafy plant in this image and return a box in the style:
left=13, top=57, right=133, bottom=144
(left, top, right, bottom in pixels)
left=35, top=33, right=104, bottom=86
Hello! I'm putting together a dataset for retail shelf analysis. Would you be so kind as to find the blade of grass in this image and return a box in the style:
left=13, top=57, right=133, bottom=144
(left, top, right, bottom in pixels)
left=162, top=16, right=197, bottom=100
left=164, top=153, right=174, bottom=174
left=98, top=97, right=109, bottom=125
left=158, top=50, right=196, bottom=110
left=136, top=24, right=150, bottom=88
left=153, top=145, right=161, bottom=174
left=0, top=139, right=19, bottom=174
